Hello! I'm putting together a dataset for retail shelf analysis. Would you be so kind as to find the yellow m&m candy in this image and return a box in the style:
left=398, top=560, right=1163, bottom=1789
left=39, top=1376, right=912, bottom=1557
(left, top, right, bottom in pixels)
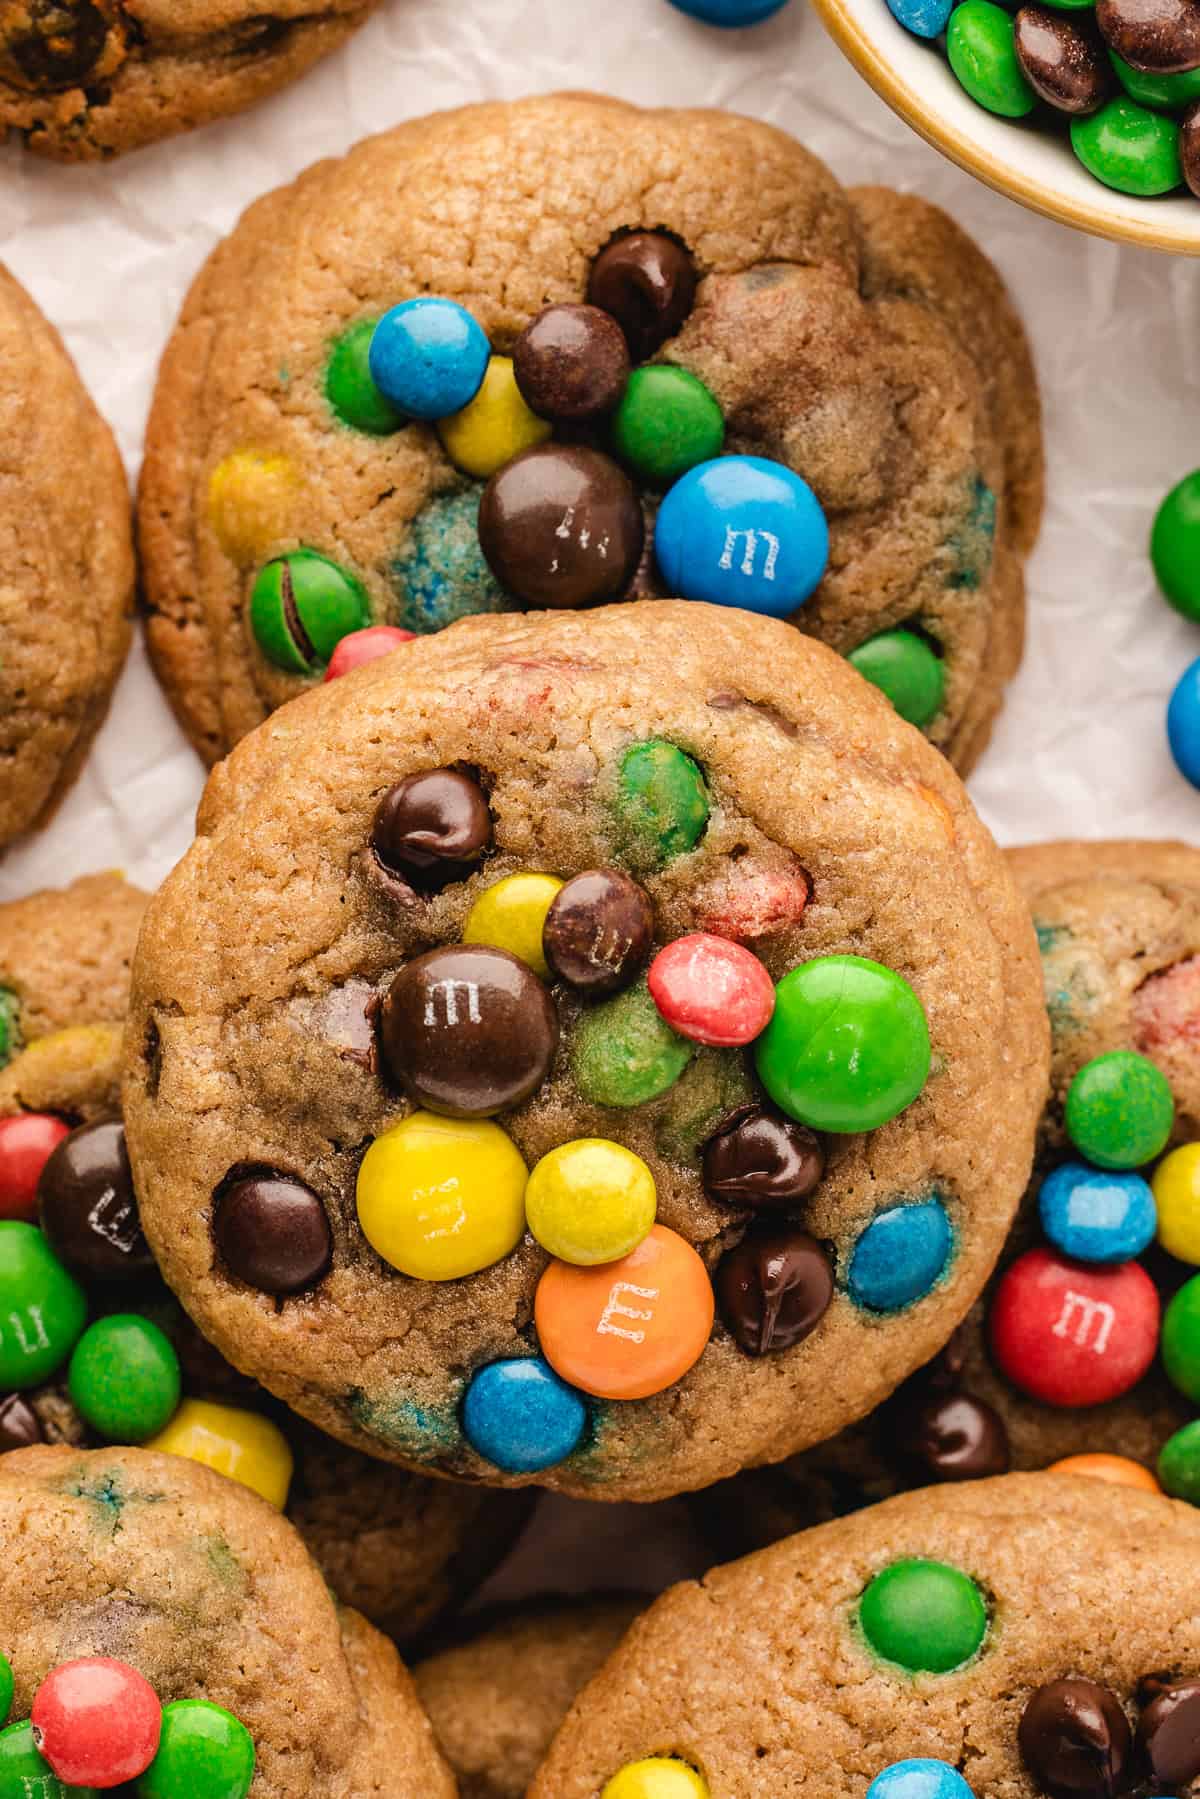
left=526, top=1138, right=656, bottom=1265
left=1154, top=1142, right=1200, bottom=1264
left=437, top=356, right=551, bottom=479
left=356, top=1111, right=528, bottom=1281
left=462, top=873, right=564, bottom=978
left=145, top=1399, right=294, bottom=1509
left=602, top=1759, right=710, bottom=1799
left=207, top=450, right=299, bottom=565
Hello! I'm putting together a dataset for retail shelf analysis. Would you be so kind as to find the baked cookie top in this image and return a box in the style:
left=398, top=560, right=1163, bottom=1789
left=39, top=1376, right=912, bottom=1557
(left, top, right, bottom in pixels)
left=0, top=1445, right=454, bottom=1796
left=0, top=871, right=530, bottom=1644
left=122, top=601, right=1048, bottom=1502
left=531, top=1474, right=1200, bottom=1798
left=0, top=274, right=132, bottom=852
left=138, top=92, right=1042, bottom=771
left=698, top=839, right=1200, bottom=1551
left=0, top=0, right=380, bottom=159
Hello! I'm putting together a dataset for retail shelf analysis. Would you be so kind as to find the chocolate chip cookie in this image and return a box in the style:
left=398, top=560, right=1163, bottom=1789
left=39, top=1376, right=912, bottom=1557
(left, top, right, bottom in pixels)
left=122, top=601, right=1048, bottom=1501
left=0, top=1444, right=454, bottom=1796
left=0, top=270, right=133, bottom=851
left=138, top=92, right=1042, bottom=772
left=0, top=871, right=531, bottom=1643
left=415, top=1598, right=643, bottom=1798
left=531, top=1474, right=1200, bottom=1798
left=697, top=839, right=1200, bottom=1554
left=0, top=1, right=381, bottom=160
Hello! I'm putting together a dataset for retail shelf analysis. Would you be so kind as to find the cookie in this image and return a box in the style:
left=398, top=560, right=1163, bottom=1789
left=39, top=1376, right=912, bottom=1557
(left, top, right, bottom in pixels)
left=530, top=1474, right=1200, bottom=1797
left=0, top=1, right=381, bottom=160
left=0, top=270, right=133, bottom=850
left=415, top=1598, right=643, bottom=1798
left=0, top=872, right=531, bottom=1643
left=0, top=1444, right=453, bottom=1795
left=138, top=92, right=1042, bottom=772
left=122, top=600, right=1048, bottom=1501
left=697, top=839, right=1200, bottom=1553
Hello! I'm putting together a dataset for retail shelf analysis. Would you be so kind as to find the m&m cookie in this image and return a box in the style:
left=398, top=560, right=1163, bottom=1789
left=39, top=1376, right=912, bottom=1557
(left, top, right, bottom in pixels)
left=123, top=602, right=1048, bottom=1501
left=531, top=1475, right=1200, bottom=1795
left=139, top=93, right=1042, bottom=773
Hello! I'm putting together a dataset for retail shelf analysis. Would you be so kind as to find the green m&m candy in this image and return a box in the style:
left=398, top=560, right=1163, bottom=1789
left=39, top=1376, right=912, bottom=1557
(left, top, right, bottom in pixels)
left=1158, top=1417, right=1200, bottom=1503
left=859, top=1558, right=988, bottom=1674
left=1070, top=98, right=1183, bottom=196
left=1162, top=1273, right=1200, bottom=1403
left=1064, top=1050, right=1174, bottom=1170
left=847, top=629, right=945, bottom=730
left=755, top=955, right=931, bottom=1134
left=1152, top=470, right=1200, bottom=622
left=249, top=550, right=371, bottom=675
left=573, top=980, right=695, bottom=1108
left=614, top=741, right=710, bottom=871
left=68, top=1316, right=182, bottom=1443
left=0, top=1720, right=97, bottom=1798
left=325, top=319, right=403, bottom=436
left=0, top=1223, right=86, bottom=1389
left=1109, top=53, right=1200, bottom=111
left=137, top=1700, right=255, bottom=1799
left=947, top=2, right=1036, bottom=117
left=611, top=368, right=725, bottom=487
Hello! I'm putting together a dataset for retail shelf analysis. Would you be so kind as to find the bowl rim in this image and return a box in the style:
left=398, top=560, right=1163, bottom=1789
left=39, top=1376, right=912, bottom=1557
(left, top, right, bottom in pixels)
left=810, top=0, right=1200, bottom=255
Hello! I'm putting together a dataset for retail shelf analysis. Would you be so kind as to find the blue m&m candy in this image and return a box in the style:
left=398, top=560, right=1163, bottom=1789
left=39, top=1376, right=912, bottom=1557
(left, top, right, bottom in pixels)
left=368, top=299, right=490, bottom=421
left=885, top=0, right=954, bottom=35
left=1038, top=1161, right=1157, bottom=1264
left=848, top=1197, right=953, bottom=1312
left=867, top=1762, right=974, bottom=1799
left=654, top=455, right=829, bottom=617
left=462, top=1356, right=587, bottom=1473
left=1168, top=657, right=1200, bottom=788
left=667, top=0, right=789, bottom=22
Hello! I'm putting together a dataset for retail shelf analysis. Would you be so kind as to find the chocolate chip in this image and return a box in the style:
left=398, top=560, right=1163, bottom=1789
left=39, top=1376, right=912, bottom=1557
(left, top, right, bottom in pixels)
left=587, top=232, right=699, bottom=362
left=542, top=869, right=654, bottom=995
left=1095, top=0, right=1200, bottom=71
left=897, top=1389, right=1011, bottom=1482
left=513, top=304, right=631, bottom=423
left=379, top=945, right=559, bottom=1118
left=702, top=1105, right=825, bottom=1210
left=371, top=768, right=492, bottom=893
left=1015, top=7, right=1113, bottom=111
left=716, top=1226, right=834, bottom=1355
left=1137, top=1680, right=1200, bottom=1784
left=478, top=444, right=644, bottom=610
left=0, top=1392, right=44, bottom=1451
left=1018, top=1680, right=1133, bottom=1799
left=37, top=1119, right=154, bottom=1285
left=5, top=0, right=112, bottom=89
left=212, top=1168, right=333, bottom=1295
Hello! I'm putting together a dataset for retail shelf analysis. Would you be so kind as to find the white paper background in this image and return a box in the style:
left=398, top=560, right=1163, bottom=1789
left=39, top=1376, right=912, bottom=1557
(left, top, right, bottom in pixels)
left=1, top=0, right=1197, bottom=1600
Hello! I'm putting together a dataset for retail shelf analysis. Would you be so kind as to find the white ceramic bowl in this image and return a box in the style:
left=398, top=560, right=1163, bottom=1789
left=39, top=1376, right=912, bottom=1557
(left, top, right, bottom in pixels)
left=810, top=0, right=1200, bottom=253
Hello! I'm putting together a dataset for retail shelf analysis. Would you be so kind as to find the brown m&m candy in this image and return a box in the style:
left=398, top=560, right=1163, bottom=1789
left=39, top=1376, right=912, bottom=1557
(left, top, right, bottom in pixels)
left=1095, top=0, right=1200, bottom=71
left=702, top=1105, right=825, bottom=1210
left=371, top=768, right=492, bottom=893
left=380, top=944, right=559, bottom=1118
left=715, top=1226, right=833, bottom=1355
left=212, top=1168, right=333, bottom=1295
left=1014, top=8, right=1112, bottom=111
left=0, top=1392, right=44, bottom=1451
left=894, top=1389, right=1011, bottom=1482
left=1137, top=1679, right=1200, bottom=1784
left=37, top=1119, right=154, bottom=1284
left=586, top=232, right=699, bottom=362
left=478, top=445, right=643, bottom=610
left=1018, top=1679, right=1132, bottom=1799
left=513, top=305, right=631, bottom=424
left=542, top=868, right=654, bottom=995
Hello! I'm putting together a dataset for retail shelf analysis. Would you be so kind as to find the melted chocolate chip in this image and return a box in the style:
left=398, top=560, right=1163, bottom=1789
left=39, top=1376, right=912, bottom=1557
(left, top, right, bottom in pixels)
left=702, top=1105, right=825, bottom=1210
left=542, top=868, right=654, bottom=995
left=37, top=1119, right=154, bottom=1285
left=371, top=768, right=492, bottom=893
left=1137, top=1680, right=1200, bottom=1784
left=1018, top=1679, right=1132, bottom=1799
left=587, top=231, right=699, bottom=362
left=716, top=1226, right=834, bottom=1355
left=212, top=1168, right=333, bottom=1296
left=0, top=1392, right=44, bottom=1451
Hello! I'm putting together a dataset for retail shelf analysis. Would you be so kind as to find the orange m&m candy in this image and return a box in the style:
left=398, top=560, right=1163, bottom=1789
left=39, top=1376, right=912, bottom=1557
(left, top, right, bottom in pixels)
left=535, top=1223, right=714, bottom=1401
left=1045, top=1453, right=1161, bottom=1493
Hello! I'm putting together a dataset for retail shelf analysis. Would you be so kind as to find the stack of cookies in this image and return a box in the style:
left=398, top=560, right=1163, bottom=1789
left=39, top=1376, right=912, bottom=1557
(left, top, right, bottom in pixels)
left=2, top=79, right=1197, bottom=1799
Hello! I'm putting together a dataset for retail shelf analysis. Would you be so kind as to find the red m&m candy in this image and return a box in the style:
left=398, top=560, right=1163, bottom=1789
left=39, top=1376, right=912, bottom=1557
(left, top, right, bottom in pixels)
left=323, top=625, right=415, bottom=682
left=32, top=1656, right=161, bottom=1787
left=647, top=934, right=774, bottom=1047
left=988, top=1247, right=1159, bottom=1407
left=0, top=1115, right=71, bottom=1223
